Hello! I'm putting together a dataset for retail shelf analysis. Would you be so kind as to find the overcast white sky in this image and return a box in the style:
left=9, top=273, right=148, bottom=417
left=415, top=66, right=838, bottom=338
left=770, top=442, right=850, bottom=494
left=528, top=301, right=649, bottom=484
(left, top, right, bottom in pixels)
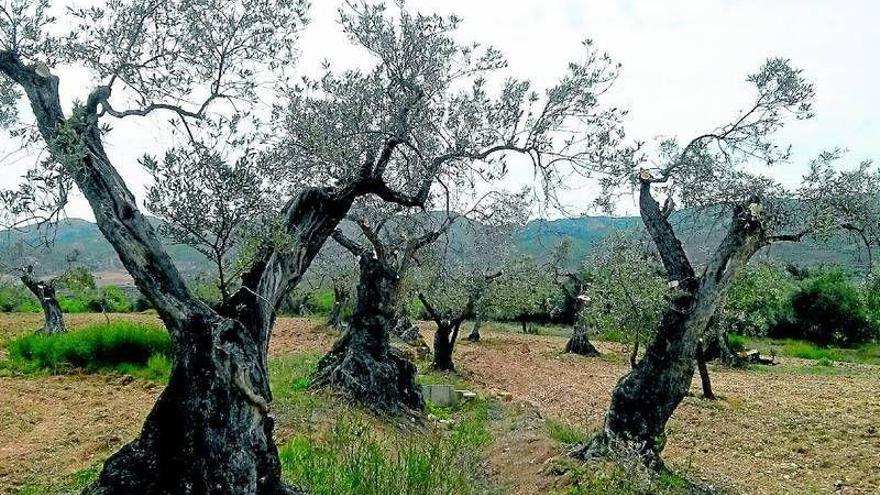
left=2, top=0, right=878, bottom=220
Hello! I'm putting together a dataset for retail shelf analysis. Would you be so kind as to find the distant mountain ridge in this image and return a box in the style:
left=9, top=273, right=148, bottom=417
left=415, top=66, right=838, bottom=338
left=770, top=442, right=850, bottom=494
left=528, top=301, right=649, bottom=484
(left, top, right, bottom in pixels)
left=0, top=214, right=868, bottom=283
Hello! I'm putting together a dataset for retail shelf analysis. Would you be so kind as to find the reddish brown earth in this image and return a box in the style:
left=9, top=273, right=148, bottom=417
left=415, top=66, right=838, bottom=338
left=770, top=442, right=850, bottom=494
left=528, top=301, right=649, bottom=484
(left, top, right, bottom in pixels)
left=1, top=315, right=878, bottom=494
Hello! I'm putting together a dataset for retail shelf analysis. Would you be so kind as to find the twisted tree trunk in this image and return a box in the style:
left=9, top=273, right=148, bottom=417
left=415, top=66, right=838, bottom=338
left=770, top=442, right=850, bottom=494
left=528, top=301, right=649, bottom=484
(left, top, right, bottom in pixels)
left=419, top=292, right=470, bottom=372
left=431, top=319, right=461, bottom=371
left=312, top=255, right=423, bottom=415
left=466, top=310, right=482, bottom=342
left=571, top=182, right=765, bottom=467
left=85, top=309, right=297, bottom=495
left=0, top=49, right=431, bottom=494
left=327, top=286, right=348, bottom=329
left=565, top=319, right=599, bottom=357
left=20, top=275, right=66, bottom=334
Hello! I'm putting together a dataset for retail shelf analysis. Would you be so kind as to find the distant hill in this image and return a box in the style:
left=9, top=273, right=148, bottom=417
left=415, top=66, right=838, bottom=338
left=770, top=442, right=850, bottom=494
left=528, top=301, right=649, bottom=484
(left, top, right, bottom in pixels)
left=0, top=218, right=209, bottom=285
left=0, top=213, right=870, bottom=282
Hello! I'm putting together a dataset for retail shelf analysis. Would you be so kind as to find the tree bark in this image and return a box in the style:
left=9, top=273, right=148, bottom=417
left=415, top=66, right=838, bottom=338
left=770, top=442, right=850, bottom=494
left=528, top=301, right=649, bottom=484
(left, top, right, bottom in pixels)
left=467, top=310, right=482, bottom=342
left=327, top=286, right=347, bottom=329
left=565, top=320, right=599, bottom=356
left=696, top=343, right=716, bottom=400
left=431, top=320, right=460, bottom=371
left=20, top=275, right=66, bottom=334
left=312, top=255, right=423, bottom=415
left=571, top=182, right=765, bottom=467
left=84, top=311, right=300, bottom=495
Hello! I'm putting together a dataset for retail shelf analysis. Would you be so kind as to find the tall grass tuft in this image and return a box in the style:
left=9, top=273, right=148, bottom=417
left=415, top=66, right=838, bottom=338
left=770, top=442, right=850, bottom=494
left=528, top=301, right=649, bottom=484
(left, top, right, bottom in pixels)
left=8, top=321, right=170, bottom=373
left=280, top=404, right=491, bottom=495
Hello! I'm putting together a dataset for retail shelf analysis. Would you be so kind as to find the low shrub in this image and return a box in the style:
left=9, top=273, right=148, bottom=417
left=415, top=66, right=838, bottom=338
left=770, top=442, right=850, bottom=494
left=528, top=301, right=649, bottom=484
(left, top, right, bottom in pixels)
left=782, top=269, right=877, bottom=347
left=0, top=284, right=40, bottom=313
left=8, top=321, right=170, bottom=372
left=727, top=333, right=747, bottom=353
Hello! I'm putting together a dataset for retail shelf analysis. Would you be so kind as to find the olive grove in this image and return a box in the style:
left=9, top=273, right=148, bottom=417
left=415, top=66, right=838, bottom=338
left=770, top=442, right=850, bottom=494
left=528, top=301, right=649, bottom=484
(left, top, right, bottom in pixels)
left=0, top=0, right=629, bottom=492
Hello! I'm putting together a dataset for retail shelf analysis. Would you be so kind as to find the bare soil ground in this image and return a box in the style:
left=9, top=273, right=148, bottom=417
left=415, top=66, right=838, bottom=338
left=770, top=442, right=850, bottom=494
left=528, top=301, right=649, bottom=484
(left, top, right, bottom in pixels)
left=1, top=315, right=878, bottom=494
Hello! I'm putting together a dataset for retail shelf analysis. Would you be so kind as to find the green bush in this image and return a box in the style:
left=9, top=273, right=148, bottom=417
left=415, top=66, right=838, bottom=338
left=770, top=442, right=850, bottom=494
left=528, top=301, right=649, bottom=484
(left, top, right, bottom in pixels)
left=783, top=268, right=877, bottom=347
left=718, top=263, right=796, bottom=337
left=58, top=295, right=90, bottom=313
left=309, top=288, right=336, bottom=314
left=0, top=284, right=40, bottom=313
left=727, top=333, right=746, bottom=353
left=8, top=321, right=171, bottom=372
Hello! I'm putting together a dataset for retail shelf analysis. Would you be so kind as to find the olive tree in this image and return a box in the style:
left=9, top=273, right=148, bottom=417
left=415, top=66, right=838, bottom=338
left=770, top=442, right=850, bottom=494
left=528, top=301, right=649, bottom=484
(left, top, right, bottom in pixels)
left=545, top=238, right=601, bottom=355
left=576, top=232, right=668, bottom=364
left=0, top=242, right=82, bottom=333
left=0, top=0, right=548, bottom=491
left=571, top=58, right=880, bottom=467
left=311, top=202, right=457, bottom=414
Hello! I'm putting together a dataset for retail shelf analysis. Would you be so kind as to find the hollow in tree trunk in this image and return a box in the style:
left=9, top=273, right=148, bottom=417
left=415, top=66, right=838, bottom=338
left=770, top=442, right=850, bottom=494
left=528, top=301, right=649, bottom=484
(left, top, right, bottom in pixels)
left=571, top=184, right=765, bottom=468
left=20, top=275, right=66, bottom=334
left=565, top=320, right=599, bottom=356
left=312, top=255, right=423, bottom=415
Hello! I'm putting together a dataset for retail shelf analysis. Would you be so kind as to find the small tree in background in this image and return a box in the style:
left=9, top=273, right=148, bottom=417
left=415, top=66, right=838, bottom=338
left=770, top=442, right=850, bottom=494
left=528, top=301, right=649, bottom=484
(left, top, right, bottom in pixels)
left=577, top=233, right=668, bottom=366
left=488, top=254, right=557, bottom=333
left=0, top=242, right=85, bottom=333
left=546, top=238, right=600, bottom=356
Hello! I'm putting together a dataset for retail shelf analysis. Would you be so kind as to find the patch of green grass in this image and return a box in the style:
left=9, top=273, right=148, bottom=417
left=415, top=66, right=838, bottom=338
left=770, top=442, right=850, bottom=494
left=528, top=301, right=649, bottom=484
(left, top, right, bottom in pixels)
left=16, top=463, right=101, bottom=494
left=555, top=459, right=718, bottom=495
left=727, top=333, right=747, bottom=353
left=739, top=335, right=880, bottom=366
left=7, top=321, right=170, bottom=374
left=546, top=419, right=588, bottom=446
left=593, top=328, right=628, bottom=344
left=280, top=401, right=491, bottom=495
left=782, top=341, right=840, bottom=361
left=269, top=351, right=494, bottom=494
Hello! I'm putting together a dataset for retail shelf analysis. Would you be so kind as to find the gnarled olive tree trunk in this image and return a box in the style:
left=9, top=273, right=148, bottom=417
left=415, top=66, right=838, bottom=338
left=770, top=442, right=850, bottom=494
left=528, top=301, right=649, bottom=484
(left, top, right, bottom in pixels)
left=312, top=255, right=423, bottom=414
left=466, top=310, right=482, bottom=342
left=20, top=275, right=66, bottom=334
left=1, top=48, right=430, bottom=494
left=85, top=309, right=294, bottom=495
left=418, top=292, right=471, bottom=372
left=327, top=285, right=348, bottom=329
left=565, top=300, right=599, bottom=357
left=571, top=182, right=765, bottom=467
